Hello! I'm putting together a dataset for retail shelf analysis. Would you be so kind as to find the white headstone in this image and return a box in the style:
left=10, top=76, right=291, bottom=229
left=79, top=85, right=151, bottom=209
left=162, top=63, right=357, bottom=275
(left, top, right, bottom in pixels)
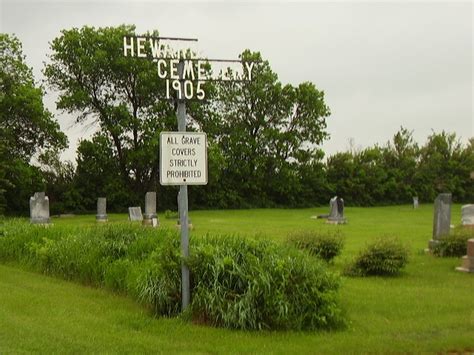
left=30, top=192, right=50, bottom=224
left=413, top=197, right=419, bottom=209
left=461, top=204, right=474, bottom=226
left=128, top=207, right=143, bottom=221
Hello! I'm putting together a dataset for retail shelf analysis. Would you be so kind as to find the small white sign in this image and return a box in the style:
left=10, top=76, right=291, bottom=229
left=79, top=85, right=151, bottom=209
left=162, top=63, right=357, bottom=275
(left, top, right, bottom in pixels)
left=160, top=132, right=208, bottom=185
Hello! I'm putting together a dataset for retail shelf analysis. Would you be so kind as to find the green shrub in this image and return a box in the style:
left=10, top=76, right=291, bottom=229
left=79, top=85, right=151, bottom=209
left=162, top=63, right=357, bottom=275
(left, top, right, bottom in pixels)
left=164, top=210, right=179, bottom=219
left=345, top=237, right=409, bottom=276
left=188, top=235, right=344, bottom=330
left=286, top=230, right=344, bottom=262
left=432, top=228, right=473, bottom=257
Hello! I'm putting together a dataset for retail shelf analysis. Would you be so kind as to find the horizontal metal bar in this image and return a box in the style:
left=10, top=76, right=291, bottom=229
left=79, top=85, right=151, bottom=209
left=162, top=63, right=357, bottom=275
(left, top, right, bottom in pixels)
left=156, top=78, right=250, bottom=82
left=125, top=35, right=198, bottom=42
left=131, top=55, right=261, bottom=63
left=156, top=36, right=199, bottom=42
left=155, top=58, right=261, bottom=63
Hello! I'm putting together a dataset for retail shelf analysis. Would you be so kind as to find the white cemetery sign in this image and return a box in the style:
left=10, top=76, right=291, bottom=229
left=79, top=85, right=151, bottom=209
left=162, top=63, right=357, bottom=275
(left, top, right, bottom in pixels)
left=123, top=34, right=255, bottom=312
left=160, top=132, right=208, bottom=185
left=122, top=35, right=254, bottom=101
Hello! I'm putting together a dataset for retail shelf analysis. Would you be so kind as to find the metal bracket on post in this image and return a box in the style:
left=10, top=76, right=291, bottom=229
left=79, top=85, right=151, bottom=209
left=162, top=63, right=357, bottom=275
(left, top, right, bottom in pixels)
left=177, top=60, right=190, bottom=311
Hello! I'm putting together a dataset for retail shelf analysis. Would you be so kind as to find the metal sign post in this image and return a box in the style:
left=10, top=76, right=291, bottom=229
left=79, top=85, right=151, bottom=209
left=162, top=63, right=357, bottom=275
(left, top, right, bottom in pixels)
left=123, top=34, right=255, bottom=312
left=177, top=61, right=190, bottom=310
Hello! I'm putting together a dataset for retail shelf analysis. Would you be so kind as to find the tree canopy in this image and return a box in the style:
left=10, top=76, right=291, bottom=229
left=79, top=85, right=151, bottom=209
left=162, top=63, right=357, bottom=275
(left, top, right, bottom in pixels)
left=43, top=25, right=332, bottom=209
left=0, top=33, right=67, bottom=213
left=44, top=25, right=176, bottom=200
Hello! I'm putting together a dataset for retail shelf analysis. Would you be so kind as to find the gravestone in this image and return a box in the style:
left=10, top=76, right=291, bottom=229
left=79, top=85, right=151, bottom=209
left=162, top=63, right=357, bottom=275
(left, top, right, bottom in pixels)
left=327, top=196, right=346, bottom=224
left=143, top=192, right=158, bottom=227
left=455, top=239, right=474, bottom=273
left=461, top=204, right=474, bottom=227
left=428, top=193, right=452, bottom=250
left=413, top=197, right=419, bottom=209
left=30, top=192, right=50, bottom=224
left=96, top=197, right=107, bottom=222
left=128, top=207, right=143, bottom=221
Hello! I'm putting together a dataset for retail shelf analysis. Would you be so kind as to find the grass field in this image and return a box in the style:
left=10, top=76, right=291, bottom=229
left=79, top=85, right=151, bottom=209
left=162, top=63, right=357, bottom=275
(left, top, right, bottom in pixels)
left=1, top=204, right=473, bottom=353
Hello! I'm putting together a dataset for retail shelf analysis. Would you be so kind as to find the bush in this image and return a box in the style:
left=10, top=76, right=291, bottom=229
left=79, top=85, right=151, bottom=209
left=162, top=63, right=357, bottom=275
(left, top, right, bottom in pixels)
left=286, top=230, right=344, bottom=262
left=345, top=237, right=409, bottom=276
left=164, top=210, right=178, bottom=219
left=432, top=228, right=473, bottom=257
left=188, top=235, right=344, bottom=330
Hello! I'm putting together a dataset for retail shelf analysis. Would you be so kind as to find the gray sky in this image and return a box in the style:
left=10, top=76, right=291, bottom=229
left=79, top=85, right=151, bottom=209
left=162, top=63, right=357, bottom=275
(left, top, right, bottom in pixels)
left=2, top=0, right=473, bottom=162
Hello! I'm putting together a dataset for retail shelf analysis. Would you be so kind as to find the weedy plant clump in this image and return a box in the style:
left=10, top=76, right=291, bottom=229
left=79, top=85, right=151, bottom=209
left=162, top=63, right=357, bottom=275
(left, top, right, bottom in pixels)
left=432, top=227, right=473, bottom=257
left=344, top=236, right=409, bottom=277
left=0, top=220, right=345, bottom=331
left=286, top=230, right=344, bottom=262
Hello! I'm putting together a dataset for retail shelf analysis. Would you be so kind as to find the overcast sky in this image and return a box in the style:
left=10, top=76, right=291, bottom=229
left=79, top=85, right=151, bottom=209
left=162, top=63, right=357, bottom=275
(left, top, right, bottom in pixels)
left=2, top=0, right=473, bottom=162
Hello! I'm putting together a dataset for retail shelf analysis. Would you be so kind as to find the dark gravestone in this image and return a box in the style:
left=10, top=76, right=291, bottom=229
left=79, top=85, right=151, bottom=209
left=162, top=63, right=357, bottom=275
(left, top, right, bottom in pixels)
left=327, top=196, right=346, bottom=224
left=30, top=192, right=50, bottom=224
left=429, top=193, right=452, bottom=250
left=96, top=197, right=107, bottom=222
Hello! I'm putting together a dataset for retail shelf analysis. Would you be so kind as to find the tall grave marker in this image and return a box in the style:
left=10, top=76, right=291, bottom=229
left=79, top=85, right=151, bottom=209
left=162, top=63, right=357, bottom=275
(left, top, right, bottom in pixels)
left=429, top=193, right=452, bottom=251
left=143, top=192, right=158, bottom=226
left=123, top=34, right=256, bottom=310
left=327, top=196, right=346, bottom=224
left=96, top=197, right=107, bottom=222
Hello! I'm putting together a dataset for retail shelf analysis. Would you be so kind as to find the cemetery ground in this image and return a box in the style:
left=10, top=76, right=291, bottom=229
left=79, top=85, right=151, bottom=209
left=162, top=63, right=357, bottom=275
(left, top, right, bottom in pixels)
left=1, top=205, right=473, bottom=353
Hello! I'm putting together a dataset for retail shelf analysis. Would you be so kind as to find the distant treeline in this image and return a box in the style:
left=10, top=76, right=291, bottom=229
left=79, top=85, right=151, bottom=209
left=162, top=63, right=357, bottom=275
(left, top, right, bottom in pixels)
left=4, top=128, right=473, bottom=215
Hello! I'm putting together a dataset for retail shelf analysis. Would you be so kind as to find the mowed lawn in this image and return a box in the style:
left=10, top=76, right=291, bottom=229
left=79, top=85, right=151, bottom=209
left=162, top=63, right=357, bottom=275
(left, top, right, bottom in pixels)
left=1, top=204, right=473, bottom=353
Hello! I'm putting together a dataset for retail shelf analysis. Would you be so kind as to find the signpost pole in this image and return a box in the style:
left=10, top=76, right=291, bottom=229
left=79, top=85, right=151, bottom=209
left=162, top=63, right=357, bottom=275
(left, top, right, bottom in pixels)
left=177, top=61, right=190, bottom=310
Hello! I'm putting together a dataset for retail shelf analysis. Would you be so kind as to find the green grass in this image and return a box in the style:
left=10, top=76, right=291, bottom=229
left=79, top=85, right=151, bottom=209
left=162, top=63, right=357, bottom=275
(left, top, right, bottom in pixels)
left=1, top=204, right=473, bottom=353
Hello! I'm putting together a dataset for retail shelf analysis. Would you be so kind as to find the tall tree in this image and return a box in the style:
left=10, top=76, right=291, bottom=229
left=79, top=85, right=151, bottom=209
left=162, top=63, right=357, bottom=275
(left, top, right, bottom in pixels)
left=416, top=131, right=473, bottom=202
left=44, top=25, right=176, bottom=198
left=382, top=127, right=419, bottom=204
left=0, top=33, right=67, bottom=214
left=196, top=50, right=331, bottom=207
